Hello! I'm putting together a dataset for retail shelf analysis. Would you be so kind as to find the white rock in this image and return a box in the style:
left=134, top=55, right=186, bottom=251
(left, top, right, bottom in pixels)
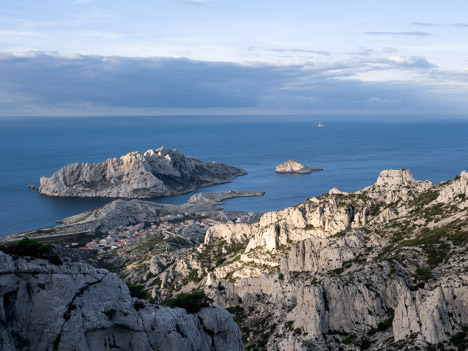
left=276, top=160, right=322, bottom=174
left=0, top=251, right=244, bottom=351
left=39, top=147, right=247, bottom=198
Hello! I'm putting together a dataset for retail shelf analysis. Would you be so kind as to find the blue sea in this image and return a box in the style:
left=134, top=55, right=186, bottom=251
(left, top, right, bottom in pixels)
left=1, top=115, right=468, bottom=237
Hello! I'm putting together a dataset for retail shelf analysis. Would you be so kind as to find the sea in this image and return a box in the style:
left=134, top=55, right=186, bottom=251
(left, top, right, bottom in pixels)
left=1, top=115, right=468, bottom=237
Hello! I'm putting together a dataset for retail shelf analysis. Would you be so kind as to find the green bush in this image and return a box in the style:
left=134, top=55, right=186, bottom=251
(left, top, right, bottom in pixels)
left=450, top=330, right=467, bottom=350
left=414, top=266, right=433, bottom=282
left=0, top=238, right=62, bottom=265
left=165, top=291, right=213, bottom=313
left=126, top=283, right=150, bottom=300
left=104, top=309, right=117, bottom=319
left=343, top=333, right=356, bottom=345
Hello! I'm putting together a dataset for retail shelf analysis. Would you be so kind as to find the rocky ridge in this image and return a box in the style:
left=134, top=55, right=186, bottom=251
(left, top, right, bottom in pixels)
left=123, top=169, right=468, bottom=350
left=0, top=250, right=244, bottom=351
left=38, top=147, right=247, bottom=198
left=2, top=191, right=264, bottom=246
left=275, top=160, right=323, bottom=174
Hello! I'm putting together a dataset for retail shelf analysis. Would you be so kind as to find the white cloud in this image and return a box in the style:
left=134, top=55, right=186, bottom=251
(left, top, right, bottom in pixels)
left=0, top=52, right=466, bottom=116
left=388, top=55, right=436, bottom=69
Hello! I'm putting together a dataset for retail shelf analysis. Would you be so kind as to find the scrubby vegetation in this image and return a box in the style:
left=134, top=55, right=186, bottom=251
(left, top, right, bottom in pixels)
left=0, top=238, right=62, bottom=265
left=165, top=290, right=213, bottom=313
left=126, top=282, right=150, bottom=300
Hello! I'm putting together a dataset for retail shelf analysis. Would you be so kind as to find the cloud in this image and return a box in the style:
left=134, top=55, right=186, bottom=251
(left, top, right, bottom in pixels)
left=269, top=48, right=331, bottom=56
left=365, top=31, right=431, bottom=36
left=174, top=0, right=212, bottom=5
left=383, top=47, right=398, bottom=54
left=413, top=22, right=468, bottom=28
left=247, top=47, right=330, bottom=56
left=413, top=22, right=438, bottom=27
left=0, top=51, right=466, bottom=116
left=349, top=48, right=374, bottom=56
left=388, top=55, right=436, bottom=69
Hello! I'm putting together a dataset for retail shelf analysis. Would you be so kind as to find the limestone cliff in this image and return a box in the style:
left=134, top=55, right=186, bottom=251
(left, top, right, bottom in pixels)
left=38, top=147, right=247, bottom=198
left=128, top=169, right=468, bottom=350
left=0, top=250, right=244, bottom=351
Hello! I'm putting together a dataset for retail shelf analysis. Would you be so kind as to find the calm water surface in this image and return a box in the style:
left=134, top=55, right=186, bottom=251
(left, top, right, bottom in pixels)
left=1, top=115, right=467, bottom=236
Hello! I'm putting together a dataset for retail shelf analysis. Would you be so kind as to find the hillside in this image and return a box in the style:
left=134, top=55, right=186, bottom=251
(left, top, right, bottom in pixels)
left=110, top=169, right=468, bottom=350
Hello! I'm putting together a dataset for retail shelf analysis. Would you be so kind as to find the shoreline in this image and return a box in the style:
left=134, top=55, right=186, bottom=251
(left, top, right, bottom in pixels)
left=0, top=190, right=265, bottom=247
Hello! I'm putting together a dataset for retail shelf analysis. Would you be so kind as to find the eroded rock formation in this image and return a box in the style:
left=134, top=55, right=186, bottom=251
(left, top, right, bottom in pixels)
left=0, top=251, right=244, bottom=351
left=38, top=147, right=247, bottom=198
left=134, top=169, right=468, bottom=350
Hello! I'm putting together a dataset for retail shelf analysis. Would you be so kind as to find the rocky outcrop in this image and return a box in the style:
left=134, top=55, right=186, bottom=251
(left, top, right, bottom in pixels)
left=138, top=169, right=468, bottom=350
left=275, top=160, right=323, bottom=174
left=0, top=251, right=244, bottom=351
left=3, top=191, right=263, bottom=245
left=38, top=147, right=247, bottom=198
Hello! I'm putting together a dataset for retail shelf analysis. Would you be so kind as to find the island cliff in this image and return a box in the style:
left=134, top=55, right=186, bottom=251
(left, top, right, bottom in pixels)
left=38, top=147, right=247, bottom=198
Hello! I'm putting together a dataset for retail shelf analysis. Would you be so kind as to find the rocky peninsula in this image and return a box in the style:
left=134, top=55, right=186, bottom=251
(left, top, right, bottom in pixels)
left=275, top=160, right=323, bottom=174
left=1, top=190, right=264, bottom=247
left=38, top=147, right=247, bottom=198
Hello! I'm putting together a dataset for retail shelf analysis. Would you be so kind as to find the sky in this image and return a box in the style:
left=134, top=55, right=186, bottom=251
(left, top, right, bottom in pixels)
left=1, top=0, right=468, bottom=116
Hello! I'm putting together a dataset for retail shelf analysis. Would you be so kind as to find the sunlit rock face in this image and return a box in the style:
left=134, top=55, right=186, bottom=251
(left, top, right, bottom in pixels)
left=39, top=147, right=247, bottom=198
left=142, top=169, right=468, bottom=350
left=275, top=160, right=322, bottom=174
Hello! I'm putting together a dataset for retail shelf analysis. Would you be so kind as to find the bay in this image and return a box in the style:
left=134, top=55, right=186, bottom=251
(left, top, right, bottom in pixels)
left=1, top=115, right=467, bottom=236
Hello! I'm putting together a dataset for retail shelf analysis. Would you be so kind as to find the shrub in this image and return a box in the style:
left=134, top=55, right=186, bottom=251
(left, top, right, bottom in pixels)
left=450, top=330, right=467, bottom=350
left=133, top=300, right=145, bottom=311
left=165, top=291, right=213, bottom=313
left=369, top=204, right=381, bottom=216
left=343, top=333, right=356, bottom=345
left=126, top=283, right=150, bottom=300
left=104, top=309, right=117, bottom=319
left=414, top=266, right=432, bottom=282
left=1, top=238, right=62, bottom=265
left=293, top=328, right=302, bottom=335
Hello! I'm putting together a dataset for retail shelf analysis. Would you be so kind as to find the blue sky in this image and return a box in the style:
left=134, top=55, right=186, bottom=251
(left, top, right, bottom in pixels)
left=1, top=0, right=468, bottom=116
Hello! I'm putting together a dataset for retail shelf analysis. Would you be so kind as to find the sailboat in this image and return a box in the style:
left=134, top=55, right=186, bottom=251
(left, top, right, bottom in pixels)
left=317, top=122, right=324, bottom=127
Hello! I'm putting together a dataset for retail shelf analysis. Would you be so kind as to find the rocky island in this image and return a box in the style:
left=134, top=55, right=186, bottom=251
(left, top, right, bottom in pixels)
left=38, top=147, right=247, bottom=198
left=275, top=160, right=323, bottom=174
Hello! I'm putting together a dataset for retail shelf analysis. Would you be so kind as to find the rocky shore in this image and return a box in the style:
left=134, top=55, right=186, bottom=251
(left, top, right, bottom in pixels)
left=38, top=147, right=247, bottom=198
left=1, top=191, right=264, bottom=247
